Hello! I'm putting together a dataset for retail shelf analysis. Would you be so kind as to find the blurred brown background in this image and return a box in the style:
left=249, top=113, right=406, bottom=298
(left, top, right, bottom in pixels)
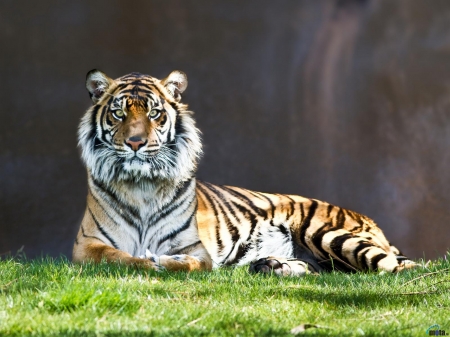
left=1, top=0, right=449, bottom=260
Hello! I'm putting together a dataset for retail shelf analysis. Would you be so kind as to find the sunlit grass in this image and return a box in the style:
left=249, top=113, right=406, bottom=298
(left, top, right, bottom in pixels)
left=0, top=254, right=449, bottom=336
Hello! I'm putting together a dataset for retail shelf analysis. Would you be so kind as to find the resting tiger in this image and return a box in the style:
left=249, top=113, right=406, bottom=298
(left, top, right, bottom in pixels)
left=73, top=69, right=416, bottom=276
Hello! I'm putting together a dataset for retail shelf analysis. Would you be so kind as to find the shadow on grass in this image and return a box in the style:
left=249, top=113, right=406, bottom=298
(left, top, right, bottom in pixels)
left=4, top=316, right=288, bottom=337
left=6, top=330, right=287, bottom=337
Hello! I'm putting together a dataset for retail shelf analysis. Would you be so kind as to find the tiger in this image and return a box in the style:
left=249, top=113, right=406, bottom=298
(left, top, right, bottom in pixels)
left=72, top=69, right=416, bottom=276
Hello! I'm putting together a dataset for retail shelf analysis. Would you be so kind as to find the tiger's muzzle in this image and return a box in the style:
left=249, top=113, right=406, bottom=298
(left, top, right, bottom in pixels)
left=125, top=136, right=147, bottom=152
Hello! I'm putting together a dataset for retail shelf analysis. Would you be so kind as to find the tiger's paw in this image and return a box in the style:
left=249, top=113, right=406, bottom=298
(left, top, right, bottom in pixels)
left=249, top=257, right=318, bottom=277
left=138, top=250, right=164, bottom=271
left=158, top=254, right=203, bottom=272
left=395, top=259, right=420, bottom=272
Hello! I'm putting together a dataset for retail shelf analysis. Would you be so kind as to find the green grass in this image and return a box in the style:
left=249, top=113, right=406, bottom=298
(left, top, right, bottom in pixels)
left=0, top=255, right=449, bottom=336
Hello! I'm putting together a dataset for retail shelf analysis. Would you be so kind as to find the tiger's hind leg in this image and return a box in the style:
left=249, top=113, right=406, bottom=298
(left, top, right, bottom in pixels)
left=249, top=257, right=322, bottom=276
left=317, top=231, right=418, bottom=272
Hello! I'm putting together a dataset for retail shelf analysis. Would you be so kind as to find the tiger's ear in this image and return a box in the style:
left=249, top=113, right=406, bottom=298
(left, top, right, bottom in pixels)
left=161, top=70, right=188, bottom=102
left=86, top=69, right=114, bottom=104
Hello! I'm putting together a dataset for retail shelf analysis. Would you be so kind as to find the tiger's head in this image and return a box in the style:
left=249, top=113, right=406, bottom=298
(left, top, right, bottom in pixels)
left=78, top=70, right=202, bottom=184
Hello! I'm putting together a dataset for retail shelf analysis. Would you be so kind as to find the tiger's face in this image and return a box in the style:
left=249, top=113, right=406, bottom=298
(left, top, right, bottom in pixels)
left=78, top=70, right=202, bottom=183
left=98, top=74, right=178, bottom=175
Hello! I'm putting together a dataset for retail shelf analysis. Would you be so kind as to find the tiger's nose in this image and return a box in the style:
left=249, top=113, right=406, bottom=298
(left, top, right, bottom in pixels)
left=125, top=136, right=146, bottom=151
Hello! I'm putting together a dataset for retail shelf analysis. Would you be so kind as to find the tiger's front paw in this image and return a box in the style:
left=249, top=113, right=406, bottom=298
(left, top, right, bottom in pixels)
left=137, top=249, right=164, bottom=271
left=249, top=257, right=317, bottom=277
left=158, top=254, right=202, bottom=272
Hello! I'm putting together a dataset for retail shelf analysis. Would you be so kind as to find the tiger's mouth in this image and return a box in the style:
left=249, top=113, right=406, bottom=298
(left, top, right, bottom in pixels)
left=117, top=148, right=160, bottom=162
left=128, top=156, right=144, bottom=163
left=122, top=157, right=150, bottom=167
left=107, top=144, right=179, bottom=178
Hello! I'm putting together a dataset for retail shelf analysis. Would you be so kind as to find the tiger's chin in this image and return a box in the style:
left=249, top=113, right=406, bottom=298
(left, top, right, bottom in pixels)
left=117, top=159, right=158, bottom=180
left=122, top=159, right=152, bottom=174
left=115, top=157, right=179, bottom=183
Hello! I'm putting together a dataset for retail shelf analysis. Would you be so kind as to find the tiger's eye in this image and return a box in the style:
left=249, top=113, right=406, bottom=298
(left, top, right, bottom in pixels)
left=112, top=110, right=124, bottom=120
left=149, top=110, right=160, bottom=119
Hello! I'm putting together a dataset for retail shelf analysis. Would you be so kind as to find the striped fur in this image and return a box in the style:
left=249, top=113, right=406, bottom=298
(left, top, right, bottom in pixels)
left=73, top=70, right=416, bottom=275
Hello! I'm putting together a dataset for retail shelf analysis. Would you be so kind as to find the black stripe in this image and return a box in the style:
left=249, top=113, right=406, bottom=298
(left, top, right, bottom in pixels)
left=81, top=224, right=103, bottom=242
left=203, top=183, right=240, bottom=222
left=148, top=93, right=161, bottom=107
left=166, top=112, right=173, bottom=141
left=352, top=240, right=374, bottom=269
left=88, top=208, right=119, bottom=249
left=89, top=105, right=102, bottom=131
left=220, top=196, right=242, bottom=263
left=278, top=224, right=290, bottom=238
left=329, top=233, right=354, bottom=264
left=298, top=200, right=318, bottom=248
left=310, top=223, right=330, bottom=248
left=174, top=112, right=186, bottom=136
left=336, top=208, right=346, bottom=228
left=214, top=222, right=224, bottom=256
left=170, top=240, right=202, bottom=255
left=247, top=190, right=274, bottom=221
left=130, top=80, right=146, bottom=86
left=170, top=102, right=180, bottom=112
left=110, top=82, right=130, bottom=92
left=370, top=253, right=387, bottom=271
left=131, top=85, right=140, bottom=98
left=88, top=189, right=125, bottom=228
left=93, top=136, right=102, bottom=150
left=159, top=113, right=168, bottom=127
left=234, top=203, right=259, bottom=241
left=91, top=179, right=141, bottom=226
left=105, top=110, right=115, bottom=127
left=246, top=190, right=267, bottom=201
left=225, top=243, right=250, bottom=265
left=119, top=87, right=154, bottom=95
left=345, top=209, right=363, bottom=231
left=219, top=185, right=267, bottom=218
left=111, top=86, right=156, bottom=97
left=99, top=106, right=110, bottom=144
left=197, top=184, right=224, bottom=254
left=310, top=222, right=335, bottom=258
left=154, top=129, right=162, bottom=143
left=395, top=254, right=408, bottom=262
left=107, top=95, right=114, bottom=106
left=284, top=195, right=296, bottom=221
left=157, top=212, right=195, bottom=246
left=110, top=127, right=120, bottom=138
left=261, top=193, right=275, bottom=220
left=358, top=249, right=370, bottom=271
left=326, top=204, right=333, bottom=217
left=146, top=179, right=194, bottom=225
left=143, top=187, right=196, bottom=244
left=88, top=105, right=101, bottom=141
left=347, top=211, right=365, bottom=233
left=114, top=81, right=152, bottom=90
left=211, top=195, right=240, bottom=245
